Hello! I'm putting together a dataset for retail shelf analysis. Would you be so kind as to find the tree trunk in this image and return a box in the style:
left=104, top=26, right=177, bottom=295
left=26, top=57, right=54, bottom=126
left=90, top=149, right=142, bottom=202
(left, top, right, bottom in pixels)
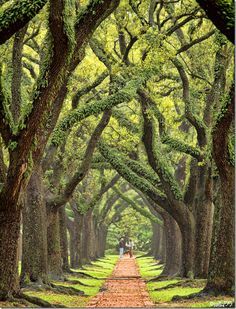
left=160, top=226, right=166, bottom=264
left=21, top=167, right=48, bottom=285
left=47, top=209, right=63, bottom=279
left=97, top=224, right=107, bottom=257
left=178, top=210, right=195, bottom=278
left=161, top=214, right=182, bottom=277
left=0, top=206, right=21, bottom=299
left=206, top=85, right=234, bottom=294
left=67, top=219, right=76, bottom=269
left=81, top=209, right=93, bottom=263
left=194, top=167, right=214, bottom=278
left=157, top=226, right=164, bottom=260
left=74, top=211, right=83, bottom=268
left=59, top=207, right=70, bottom=272
left=81, top=214, right=90, bottom=264
left=206, top=170, right=234, bottom=293
left=89, top=214, right=97, bottom=260
left=151, top=222, right=163, bottom=260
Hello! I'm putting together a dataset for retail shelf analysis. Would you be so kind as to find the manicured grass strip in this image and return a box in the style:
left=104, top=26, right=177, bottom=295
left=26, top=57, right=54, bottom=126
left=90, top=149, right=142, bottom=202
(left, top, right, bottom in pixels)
left=149, top=286, right=203, bottom=303
left=25, top=290, right=89, bottom=307
left=137, top=256, right=163, bottom=279
left=23, top=255, right=118, bottom=307
left=137, top=255, right=234, bottom=308
left=148, top=279, right=181, bottom=290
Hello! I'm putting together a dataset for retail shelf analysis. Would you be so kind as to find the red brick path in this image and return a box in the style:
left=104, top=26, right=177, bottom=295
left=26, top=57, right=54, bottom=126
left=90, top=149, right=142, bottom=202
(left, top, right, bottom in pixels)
left=87, top=256, right=154, bottom=308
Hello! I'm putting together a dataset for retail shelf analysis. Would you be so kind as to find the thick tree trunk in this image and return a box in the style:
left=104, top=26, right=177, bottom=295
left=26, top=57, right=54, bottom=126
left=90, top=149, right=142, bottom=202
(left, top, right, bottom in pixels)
left=194, top=167, right=214, bottom=278
left=81, top=209, right=93, bottom=263
left=161, top=214, right=182, bottom=276
left=178, top=211, right=195, bottom=278
left=47, top=209, right=63, bottom=279
left=206, top=171, right=234, bottom=293
left=21, top=167, right=48, bottom=285
left=59, top=207, right=70, bottom=272
left=67, top=219, right=76, bottom=269
left=160, top=227, right=166, bottom=264
left=74, top=211, right=83, bottom=268
left=0, top=206, right=21, bottom=299
left=151, top=223, right=163, bottom=260
left=97, top=224, right=107, bottom=257
left=156, top=226, right=164, bottom=260
left=206, top=86, right=234, bottom=294
left=89, top=215, right=97, bottom=260
left=81, top=214, right=90, bottom=264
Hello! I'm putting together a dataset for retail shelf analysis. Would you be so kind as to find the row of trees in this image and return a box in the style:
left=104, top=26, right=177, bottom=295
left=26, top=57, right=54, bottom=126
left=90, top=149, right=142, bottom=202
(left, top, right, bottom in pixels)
left=0, top=0, right=234, bottom=303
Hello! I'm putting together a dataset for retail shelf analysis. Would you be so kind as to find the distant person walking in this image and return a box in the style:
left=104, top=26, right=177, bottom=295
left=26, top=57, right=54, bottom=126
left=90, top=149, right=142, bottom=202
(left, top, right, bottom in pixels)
left=126, top=239, right=134, bottom=258
left=119, top=237, right=125, bottom=258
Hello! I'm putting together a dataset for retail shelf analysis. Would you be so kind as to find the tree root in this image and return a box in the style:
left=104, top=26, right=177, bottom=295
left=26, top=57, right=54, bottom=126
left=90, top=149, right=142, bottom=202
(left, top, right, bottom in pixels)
left=153, top=279, right=202, bottom=291
left=148, top=275, right=171, bottom=282
left=63, top=279, right=95, bottom=287
left=212, top=301, right=235, bottom=308
left=47, top=283, right=86, bottom=296
left=89, top=263, right=111, bottom=270
left=21, top=282, right=86, bottom=296
left=101, top=258, right=115, bottom=263
left=172, top=287, right=234, bottom=302
left=18, top=292, right=66, bottom=308
left=148, top=272, right=183, bottom=282
left=136, top=253, right=152, bottom=259
left=74, top=271, right=101, bottom=279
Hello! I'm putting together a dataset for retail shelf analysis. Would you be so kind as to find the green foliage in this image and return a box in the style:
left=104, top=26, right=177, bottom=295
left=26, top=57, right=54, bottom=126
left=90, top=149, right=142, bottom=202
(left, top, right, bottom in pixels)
left=0, top=0, right=47, bottom=30
left=113, top=186, right=163, bottom=225
left=63, top=0, right=76, bottom=54
left=107, top=207, right=153, bottom=252
left=151, top=129, right=184, bottom=200
left=7, top=140, right=17, bottom=151
left=99, top=142, right=165, bottom=199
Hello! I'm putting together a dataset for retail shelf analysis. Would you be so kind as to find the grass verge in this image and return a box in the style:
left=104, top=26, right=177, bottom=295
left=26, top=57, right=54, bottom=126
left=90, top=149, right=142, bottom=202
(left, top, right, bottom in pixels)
left=136, top=256, right=234, bottom=308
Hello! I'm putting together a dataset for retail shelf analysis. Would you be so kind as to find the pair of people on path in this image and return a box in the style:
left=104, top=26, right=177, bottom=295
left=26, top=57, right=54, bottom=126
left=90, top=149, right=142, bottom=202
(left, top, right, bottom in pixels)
left=119, top=237, right=134, bottom=258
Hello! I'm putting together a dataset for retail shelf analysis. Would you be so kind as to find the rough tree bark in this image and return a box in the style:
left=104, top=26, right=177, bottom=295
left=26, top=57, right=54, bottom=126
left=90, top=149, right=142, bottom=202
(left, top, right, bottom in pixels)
left=206, top=84, right=234, bottom=294
left=47, top=208, right=63, bottom=280
left=161, top=213, right=182, bottom=277
left=20, top=166, right=48, bottom=285
left=73, top=210, right=83, bottom=268
left=59, top=207, right=70, bottom=272
left=67, top=218, right=76, bottom=269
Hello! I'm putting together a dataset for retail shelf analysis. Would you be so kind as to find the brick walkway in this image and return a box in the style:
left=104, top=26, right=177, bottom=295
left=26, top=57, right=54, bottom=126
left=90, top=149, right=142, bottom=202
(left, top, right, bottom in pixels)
left=87, top=255, right=154, bottom=308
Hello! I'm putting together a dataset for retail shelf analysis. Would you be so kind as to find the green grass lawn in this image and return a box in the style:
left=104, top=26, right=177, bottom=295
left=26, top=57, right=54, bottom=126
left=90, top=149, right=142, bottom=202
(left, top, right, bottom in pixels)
left=137, top=256, right=163, bottom=279
left=23, top=255, right=118, bottom=307
left=136, top=256, right=234, bottom=308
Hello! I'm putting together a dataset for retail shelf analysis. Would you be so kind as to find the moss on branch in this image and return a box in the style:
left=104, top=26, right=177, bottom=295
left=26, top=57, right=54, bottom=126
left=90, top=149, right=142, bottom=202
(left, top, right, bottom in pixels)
left=113, top=186, right=163, bottom=226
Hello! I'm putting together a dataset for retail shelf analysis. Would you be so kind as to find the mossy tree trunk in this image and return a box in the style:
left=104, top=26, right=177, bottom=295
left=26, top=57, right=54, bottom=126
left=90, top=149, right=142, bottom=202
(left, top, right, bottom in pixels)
left=81, top=214, right=90, bottom=264
left=151, top=222, right=162, bottom=260
left=161, top=213, right=182, bottom=277
left=99, top=225, right=108, bottom=257
left=73, top=211, right=83, bottom=268
left=194, top=166, right=214, bottom=278
left=67, top=218, right=76, bottom=269
left=0, top=207, right=21, bottom=299
left=47, top=208, right=63, bottom=279
left=59, top=207, right=70, bottom=272
left=21, top=166, right=48, bottom=285
left=206, top=84, right=234, bottom=294
left=84, top=208, right=94, bottom=262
